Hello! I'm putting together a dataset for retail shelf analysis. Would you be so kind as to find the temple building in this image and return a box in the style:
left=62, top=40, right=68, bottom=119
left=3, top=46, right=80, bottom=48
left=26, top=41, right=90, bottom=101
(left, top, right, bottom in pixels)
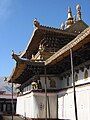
left=9, top=5, right=90, bottom=120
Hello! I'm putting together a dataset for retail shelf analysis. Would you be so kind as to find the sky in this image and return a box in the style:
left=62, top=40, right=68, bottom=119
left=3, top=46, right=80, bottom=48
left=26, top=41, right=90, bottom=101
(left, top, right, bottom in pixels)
left=0, top=0, right=90, bottom=77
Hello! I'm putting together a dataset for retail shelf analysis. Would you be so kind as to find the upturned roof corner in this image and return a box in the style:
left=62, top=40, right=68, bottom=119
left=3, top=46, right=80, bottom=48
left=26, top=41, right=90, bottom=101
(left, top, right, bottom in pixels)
left=33, top=18, right=40, bottom=28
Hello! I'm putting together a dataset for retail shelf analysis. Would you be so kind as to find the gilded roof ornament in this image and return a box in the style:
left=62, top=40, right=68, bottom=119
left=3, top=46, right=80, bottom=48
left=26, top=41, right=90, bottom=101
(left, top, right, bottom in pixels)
left=12, top=50, right=14, bottom=57
left=4, top=77, right=7, bottom=81
left=76, top=4, right=81, bottom=11
left=73, top=15, right=76, bottom=23
left=66, top=6, right=73, bottom=28
left=68, top=6, right=73, bottom=19
left=61, top=23, right=65, bottom=30
left=33, top=18, right=40, bottom=27
left=12, top=50, right=20, bottom=62
left=76, top=4, right=81, bottom=21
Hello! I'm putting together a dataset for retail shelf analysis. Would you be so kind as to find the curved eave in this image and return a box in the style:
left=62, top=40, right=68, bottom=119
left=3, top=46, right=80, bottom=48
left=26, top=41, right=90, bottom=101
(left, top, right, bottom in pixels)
left=20, top=25, right=77, bottom=59
left=9, top=59, right=45, bottom=83
left=9, top=63, right=27, bottom=82
left=45, top=26, right=90, bottom=65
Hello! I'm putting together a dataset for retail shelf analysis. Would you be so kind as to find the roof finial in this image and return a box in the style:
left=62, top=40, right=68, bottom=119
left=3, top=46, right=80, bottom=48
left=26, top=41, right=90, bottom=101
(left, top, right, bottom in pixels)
left=66, top=6, right=73, bottom=28
left=73, top=15, right=76, bottom=23
left=33, top=18, right=40, bottom=27
left=4, top=77, right=7, bottom=81
left=61, top=23, right=65, bottom=30
left=68, top=6, right=73, bottom=19
left=76, top=4, right=81, bottom=21
left=12, top=50, right=14, bottom=56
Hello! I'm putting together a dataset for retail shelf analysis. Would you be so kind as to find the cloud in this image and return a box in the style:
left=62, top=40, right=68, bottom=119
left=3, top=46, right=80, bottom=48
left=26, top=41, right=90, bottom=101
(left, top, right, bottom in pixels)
left=0, top=0, right=12, bottom=19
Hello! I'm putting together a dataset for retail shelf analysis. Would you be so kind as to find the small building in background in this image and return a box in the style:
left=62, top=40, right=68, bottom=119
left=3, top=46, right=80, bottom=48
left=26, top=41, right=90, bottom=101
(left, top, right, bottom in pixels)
left=0, top=77, right=17, bottom=114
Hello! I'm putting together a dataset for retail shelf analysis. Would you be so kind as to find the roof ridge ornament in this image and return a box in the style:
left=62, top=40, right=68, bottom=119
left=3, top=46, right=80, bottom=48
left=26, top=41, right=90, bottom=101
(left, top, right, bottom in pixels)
left=33, top=18, right=40, bottom=27
left=66, top=6, right=74, bottom=28
left=73, top=15, right=76, bottom=23
left=68, top=6, right=73, bottom=19
left=61, top=23, right=65, bottom=30
left=76, top=4, right=82, bottom=21
left=12, top=50, right=21, bottom=62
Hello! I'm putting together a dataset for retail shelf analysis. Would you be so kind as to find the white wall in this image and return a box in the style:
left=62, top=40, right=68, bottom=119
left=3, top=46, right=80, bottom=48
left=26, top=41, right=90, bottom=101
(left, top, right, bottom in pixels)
left=58, top=86, right=90, bottom=120
left=16, top=96, right=25, bottom=116
left=16, top=92, right=57, bottom=119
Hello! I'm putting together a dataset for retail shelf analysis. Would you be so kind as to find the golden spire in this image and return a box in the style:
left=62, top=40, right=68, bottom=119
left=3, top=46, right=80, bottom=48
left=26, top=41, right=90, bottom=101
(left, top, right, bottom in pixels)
left=66, top=6, right=73, bottom=28
left=68, top=6, right=73, bottom=19
left=76, top=4, right=81, bottom=21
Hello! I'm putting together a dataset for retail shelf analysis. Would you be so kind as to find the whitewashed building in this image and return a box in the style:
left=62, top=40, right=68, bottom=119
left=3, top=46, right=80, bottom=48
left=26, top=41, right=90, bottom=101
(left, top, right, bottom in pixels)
left=9, top=5, right=90, bottom=120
